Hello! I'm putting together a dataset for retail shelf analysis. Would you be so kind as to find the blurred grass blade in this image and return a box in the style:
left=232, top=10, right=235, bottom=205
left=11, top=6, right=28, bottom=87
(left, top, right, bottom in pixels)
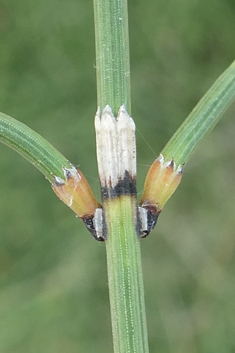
left=0, top=112, right=71, bottom=183
left=162, top=61, right=235, bottom=165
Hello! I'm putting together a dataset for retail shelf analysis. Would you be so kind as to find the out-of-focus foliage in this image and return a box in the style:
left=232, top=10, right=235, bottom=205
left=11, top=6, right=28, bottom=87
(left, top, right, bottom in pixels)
left=0, top=0, right=235, bottom=352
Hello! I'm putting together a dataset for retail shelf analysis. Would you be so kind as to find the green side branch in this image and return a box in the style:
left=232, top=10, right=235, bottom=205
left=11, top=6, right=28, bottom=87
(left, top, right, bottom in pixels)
left=0, top=112, right=71, bottom=183
left=162, top=60, right=235, bottom=165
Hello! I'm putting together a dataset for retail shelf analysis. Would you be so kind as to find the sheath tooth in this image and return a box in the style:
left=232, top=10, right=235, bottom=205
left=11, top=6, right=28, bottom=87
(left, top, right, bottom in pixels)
left=102, top=105, right=118, bottom=187
left=117, top=106, right=130, bottom=179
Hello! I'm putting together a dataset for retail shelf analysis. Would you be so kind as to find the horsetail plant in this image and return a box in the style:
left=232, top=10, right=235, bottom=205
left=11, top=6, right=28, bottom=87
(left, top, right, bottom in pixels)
left=1, top=0, right=235, bottom=351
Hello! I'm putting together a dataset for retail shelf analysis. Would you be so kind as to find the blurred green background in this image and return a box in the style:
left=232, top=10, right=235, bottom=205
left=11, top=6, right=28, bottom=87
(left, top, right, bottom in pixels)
left=0, top=0, right=235, bottom=352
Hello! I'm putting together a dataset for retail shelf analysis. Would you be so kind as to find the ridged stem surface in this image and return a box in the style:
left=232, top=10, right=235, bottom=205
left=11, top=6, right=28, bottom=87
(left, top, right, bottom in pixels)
left=93, top=0, right=149, bottom=351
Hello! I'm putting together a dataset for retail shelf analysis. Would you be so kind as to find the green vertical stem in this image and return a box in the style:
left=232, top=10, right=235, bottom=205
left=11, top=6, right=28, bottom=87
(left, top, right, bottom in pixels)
left=93, top=0, right=149, bottom=352
left=104, top=197, right=149, bottom=353
left=93, top=0, right=131, bottom=115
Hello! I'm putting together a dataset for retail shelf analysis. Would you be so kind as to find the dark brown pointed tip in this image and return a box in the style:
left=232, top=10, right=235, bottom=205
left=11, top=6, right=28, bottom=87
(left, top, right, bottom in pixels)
left=138, top=203, right=161, bottom=238
left=170, top=158, right=174, bottom=168
left=177, top=164, right=184, bottom=174
left=53, top=176, right=65, bottom=186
